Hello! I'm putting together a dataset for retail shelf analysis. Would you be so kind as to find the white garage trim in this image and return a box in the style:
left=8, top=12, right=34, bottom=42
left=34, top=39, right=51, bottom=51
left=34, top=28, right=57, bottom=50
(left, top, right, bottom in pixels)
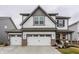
left=23, top=32, right=56, bottom=39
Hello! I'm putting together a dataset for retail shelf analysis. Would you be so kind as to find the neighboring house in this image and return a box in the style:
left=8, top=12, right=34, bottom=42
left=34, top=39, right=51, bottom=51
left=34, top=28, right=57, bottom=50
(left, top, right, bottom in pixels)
left=0, top=17, right=17, bottom=44
left=69, top=21, right=79, bottom=42
left=6, top=6, right=73, bottom=46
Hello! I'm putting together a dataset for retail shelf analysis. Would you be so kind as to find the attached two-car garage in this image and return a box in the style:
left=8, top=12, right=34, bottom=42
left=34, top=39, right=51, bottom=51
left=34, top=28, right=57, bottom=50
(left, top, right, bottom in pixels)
left=9, top=34, right=51, bottom=46
left=8, top=31, right=55, bottom=46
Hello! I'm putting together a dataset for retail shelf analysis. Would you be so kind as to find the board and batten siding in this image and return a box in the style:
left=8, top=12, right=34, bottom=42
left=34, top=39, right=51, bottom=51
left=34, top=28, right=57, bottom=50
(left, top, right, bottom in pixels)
left=69, top=23, right=78, bottom=41
left=77, top=23, right=79, bottom=40
left=77, top=23, right=79, bottom=32
left=23, top=16, right=56, bottom=28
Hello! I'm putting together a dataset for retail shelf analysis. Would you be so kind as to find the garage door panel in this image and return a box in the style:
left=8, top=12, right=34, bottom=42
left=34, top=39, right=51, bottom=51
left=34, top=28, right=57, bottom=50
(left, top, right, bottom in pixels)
left=27, top=35, right=51, bottom=46
left=27, top=37, right=39, bottom=45
left=27, top=37, right=38, bottom=42
left=39, top=37, right=50, bottom=45
left=10, top=37, right=22, bottom=45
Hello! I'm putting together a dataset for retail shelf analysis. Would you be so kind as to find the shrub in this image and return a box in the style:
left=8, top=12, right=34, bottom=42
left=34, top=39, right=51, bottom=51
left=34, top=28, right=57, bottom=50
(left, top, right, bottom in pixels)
left=4, top=43, right=9, bottom=46
left=0, top=42, right=4, bottom=45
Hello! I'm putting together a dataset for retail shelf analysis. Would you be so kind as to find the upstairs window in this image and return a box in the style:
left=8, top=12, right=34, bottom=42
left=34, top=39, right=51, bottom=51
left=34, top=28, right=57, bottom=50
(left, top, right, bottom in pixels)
left=57, top=20, right=65, bottom=27
left=34, top=16, right=45, bottom=26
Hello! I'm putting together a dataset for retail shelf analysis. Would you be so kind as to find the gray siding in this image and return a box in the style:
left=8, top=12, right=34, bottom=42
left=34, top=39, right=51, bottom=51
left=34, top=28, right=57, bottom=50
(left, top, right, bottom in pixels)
left=33, top=9, right=45, bottom=16
left=0, top=17, right=16, bottom=43
left=22, top=9, right=46, bottom=22
left=69, top=24, right=78, bottom=41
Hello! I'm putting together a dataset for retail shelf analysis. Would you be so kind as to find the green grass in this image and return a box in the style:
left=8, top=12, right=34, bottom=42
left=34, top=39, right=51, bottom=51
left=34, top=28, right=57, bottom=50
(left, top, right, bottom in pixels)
left=58, top=47, right=79, bottom=54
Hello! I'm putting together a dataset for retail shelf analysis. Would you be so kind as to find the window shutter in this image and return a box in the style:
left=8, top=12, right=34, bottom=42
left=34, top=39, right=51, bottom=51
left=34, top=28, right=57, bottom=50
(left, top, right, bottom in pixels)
left=63, top=20, right=65, bottom=26
left=57, top=20, right=59, bottom=27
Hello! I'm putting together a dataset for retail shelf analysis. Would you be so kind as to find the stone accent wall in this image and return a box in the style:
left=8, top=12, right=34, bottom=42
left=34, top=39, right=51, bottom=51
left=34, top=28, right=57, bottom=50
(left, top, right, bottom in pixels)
left=51, top=39, right=56, bottom=46
left=22, top=39, right=27, bottom=46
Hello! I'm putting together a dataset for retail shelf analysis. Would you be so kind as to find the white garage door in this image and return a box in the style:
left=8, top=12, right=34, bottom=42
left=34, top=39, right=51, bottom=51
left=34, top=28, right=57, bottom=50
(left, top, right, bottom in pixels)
left=10, top=35, right=22, bottom=45
left=27, top=34, right=51, bottom=46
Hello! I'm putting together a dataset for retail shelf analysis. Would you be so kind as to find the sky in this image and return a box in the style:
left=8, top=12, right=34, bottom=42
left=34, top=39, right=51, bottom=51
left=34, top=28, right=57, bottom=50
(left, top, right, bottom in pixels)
left=0, top=5, right=79, bottom=29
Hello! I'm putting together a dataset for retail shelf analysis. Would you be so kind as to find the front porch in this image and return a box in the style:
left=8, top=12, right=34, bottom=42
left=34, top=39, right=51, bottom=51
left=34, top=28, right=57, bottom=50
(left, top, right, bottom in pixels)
left=56, top=30, right=74, bottom=46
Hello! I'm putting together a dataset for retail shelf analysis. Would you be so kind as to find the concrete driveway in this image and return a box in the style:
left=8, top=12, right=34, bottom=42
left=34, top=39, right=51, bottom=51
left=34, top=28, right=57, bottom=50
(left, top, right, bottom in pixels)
left=0, top=46, right=61, bottom=54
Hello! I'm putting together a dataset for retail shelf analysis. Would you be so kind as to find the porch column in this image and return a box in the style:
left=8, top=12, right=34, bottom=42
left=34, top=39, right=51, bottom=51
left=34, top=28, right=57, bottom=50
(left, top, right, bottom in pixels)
left=60, top=33, right=63, bottom=40
left=22, top=33, right=27, bottom=46
left=8, top=33, right=10, bottom=45
left=66, top=34, right=67, bottom=39
left=51, top=32, right=56, bottom=46
left=70, top=33, right=72, bottom=45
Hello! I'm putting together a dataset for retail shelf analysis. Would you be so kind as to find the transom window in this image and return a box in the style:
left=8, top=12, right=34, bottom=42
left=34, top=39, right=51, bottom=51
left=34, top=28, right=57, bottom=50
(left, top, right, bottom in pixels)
left=57, top=20, right=65, bottom=27
left=33, top=16, right=45, bottom=26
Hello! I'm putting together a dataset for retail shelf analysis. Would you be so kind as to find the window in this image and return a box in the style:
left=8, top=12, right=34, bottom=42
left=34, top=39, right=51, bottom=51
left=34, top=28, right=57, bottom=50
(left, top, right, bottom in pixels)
left=34, top=16, right=45, bottom=26
left=40, top=16, right=44, bottom=25
left=40, top=34, right=45, bottom=37
left=46, top=34, right=51, bottom=37
left=17, top=35, right=21, bottom=37
left=33, top=34, right=38, bottom=37
left=10, top=35, right=15, bottom=37
left=27, top=34, right=32, bottom=37
left=57, top=20, right=65, bottom=27
left=34, top=16, right=38, bottom=25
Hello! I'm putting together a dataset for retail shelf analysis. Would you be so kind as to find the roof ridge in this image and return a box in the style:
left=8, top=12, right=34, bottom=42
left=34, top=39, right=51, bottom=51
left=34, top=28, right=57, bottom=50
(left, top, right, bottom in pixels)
left=9, top=18, right=17, bottom=29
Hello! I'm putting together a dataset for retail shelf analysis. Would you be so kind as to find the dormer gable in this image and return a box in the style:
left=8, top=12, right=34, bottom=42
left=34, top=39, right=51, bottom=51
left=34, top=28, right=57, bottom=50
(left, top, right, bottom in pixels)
left=20, top=6, right=57, bottom=25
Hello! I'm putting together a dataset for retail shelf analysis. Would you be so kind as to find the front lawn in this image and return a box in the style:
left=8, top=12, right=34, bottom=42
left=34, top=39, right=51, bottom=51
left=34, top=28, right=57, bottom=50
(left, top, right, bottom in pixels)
left=57, top=47, right=79, bottom=54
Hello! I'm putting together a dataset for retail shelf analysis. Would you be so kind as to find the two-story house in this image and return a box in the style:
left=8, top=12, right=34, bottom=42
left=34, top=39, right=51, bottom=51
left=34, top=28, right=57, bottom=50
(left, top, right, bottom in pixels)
left=6, top=6, right=73, bottom=46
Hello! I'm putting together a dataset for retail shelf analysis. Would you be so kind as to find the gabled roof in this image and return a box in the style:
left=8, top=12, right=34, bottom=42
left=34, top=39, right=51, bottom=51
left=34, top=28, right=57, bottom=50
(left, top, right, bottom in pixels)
left=20, top=13, right=30, bottom=16
left=6, top=29, right=22, bottom=33
left=69, top=21, right=79, bottom=27
left=0, top=17, right=17, bottom=29
left=48, top=13, right=58, bottom=16
left=20, top=6, right=57, bottom=25
left=9, top=17, right=17, bottom=29
left=56, top=16, right=71, bottom=19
